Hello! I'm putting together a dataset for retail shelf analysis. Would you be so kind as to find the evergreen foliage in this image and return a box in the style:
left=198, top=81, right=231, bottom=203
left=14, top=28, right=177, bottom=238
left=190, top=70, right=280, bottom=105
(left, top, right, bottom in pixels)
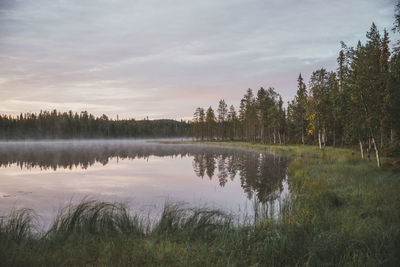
left=191, top=22, right=400, bottom=167
left=0, top=110, right=189, bottom=139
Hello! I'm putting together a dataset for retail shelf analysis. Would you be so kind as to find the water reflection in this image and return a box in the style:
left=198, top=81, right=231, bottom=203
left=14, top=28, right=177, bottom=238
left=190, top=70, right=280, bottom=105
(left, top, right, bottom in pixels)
left=0, top=141, right=289, bottom=222
left=192, top=151, right=287, bottom=203
left=0, top=140, right=194, bottom=170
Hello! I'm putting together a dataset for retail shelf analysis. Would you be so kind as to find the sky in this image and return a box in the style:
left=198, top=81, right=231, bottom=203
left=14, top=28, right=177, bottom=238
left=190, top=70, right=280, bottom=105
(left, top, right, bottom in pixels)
left=0, top=0, right=397, bottom=120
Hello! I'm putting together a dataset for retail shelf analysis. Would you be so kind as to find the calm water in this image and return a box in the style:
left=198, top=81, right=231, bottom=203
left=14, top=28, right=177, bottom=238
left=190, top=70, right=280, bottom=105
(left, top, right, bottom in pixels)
left=0, top=140, right=289, bottom=226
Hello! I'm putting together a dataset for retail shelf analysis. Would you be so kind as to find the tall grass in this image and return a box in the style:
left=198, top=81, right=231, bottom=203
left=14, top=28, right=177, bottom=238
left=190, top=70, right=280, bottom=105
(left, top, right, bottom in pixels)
left=46, top=200, right=145, bottom=240
left=0, top=208, right=38, bottom=243
left=1, top=142, right=399, bottom=266
left=153, top=203, right=232, bottom=238
left=0, top=200, right=236, bottom=266
left=1, top=197, right=398, bottom=265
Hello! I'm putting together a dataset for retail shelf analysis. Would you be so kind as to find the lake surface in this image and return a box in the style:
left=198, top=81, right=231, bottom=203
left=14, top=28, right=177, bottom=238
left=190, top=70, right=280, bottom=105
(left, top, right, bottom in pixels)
left=0, top=140, right=289, bottom=227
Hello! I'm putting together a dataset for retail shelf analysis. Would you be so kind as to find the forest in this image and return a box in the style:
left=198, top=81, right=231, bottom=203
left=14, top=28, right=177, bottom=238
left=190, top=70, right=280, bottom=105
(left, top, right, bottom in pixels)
left=0, top=110, right=189, bottom=139
left=191, top=20, right=400, bottom=168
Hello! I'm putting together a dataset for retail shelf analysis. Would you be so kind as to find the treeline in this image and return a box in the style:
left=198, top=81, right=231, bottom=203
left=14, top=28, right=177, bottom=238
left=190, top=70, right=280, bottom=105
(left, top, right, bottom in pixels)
left=192, top=10, right=400, bottom=167
left=0, top=110, right=189, bottom=139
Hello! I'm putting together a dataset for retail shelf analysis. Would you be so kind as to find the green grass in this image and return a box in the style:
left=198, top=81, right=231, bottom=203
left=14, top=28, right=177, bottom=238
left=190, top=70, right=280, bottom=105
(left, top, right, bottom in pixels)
left=1, top=142, right=400, bottom=266
left=199, top=141, right=361, bottom=159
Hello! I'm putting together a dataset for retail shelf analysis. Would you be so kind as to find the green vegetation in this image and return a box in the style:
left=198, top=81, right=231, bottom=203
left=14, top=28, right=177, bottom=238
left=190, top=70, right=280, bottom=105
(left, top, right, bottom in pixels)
left=0, top=111, right=189, bottom=139
left=200, top=141, right=354, bottom=159
left=1, top=142, right=399, bottom=266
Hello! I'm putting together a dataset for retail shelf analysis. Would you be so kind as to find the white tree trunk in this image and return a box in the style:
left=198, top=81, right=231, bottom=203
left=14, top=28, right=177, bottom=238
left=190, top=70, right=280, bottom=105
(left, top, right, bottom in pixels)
left=359, top=140, right=364, bottom=160
left=372, top=137, right=381, bottom=168
left=318, top=130, right=322, bottom=149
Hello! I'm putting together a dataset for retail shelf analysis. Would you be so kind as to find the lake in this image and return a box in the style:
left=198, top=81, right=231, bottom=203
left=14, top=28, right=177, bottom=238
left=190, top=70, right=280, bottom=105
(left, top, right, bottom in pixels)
left=0, top=140, right=289, bottom=227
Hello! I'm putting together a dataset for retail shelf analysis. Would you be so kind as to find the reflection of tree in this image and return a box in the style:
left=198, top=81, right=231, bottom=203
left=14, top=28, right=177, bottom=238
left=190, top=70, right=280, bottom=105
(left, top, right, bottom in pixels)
left=0, top=141, right=288, bottom=204
left=191, top=149, right=288, bottom=204
left=238, top=153, right=259, bottom=200
left=192, top=154, right=206, bottom=178
left=205, top=153, right=216, bottom=179
left=241, top=153, right=287, bottom=203
left=0, top=142, right=220, bottom=171
left=217, top=155, right=228, bottom=187
left=226, top=153, right=238, bottom=181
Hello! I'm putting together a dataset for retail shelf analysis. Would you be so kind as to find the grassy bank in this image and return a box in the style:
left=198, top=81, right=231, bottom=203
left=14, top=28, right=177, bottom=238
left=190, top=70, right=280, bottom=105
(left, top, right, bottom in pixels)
left=1, top=142, right=400, bottom=266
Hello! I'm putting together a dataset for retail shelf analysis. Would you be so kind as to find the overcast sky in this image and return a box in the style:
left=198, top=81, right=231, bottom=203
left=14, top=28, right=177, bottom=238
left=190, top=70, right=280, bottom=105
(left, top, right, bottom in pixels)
left=0, top=0, right=397, bottom=120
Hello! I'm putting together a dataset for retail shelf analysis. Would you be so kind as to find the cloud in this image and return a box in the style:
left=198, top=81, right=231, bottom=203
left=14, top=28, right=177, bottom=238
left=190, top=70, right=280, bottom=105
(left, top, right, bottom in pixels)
left=0, top=0, right=397, bottom=119
left=0, top=0, right=16, bottom=10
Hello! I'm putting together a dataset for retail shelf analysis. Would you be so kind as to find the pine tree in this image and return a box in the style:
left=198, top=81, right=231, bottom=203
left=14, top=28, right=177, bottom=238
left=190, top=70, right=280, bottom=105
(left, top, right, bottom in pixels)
left=394, top=1, right=400, bottom=47
left=206, top=106, right=216, bottom=140
left=328, top=72, right=341, bottom=147
left=307, top=68, right=330, bottom=149
left=380, top=29, right=391, bottom=145
left=227, top=105, right=237, bottom=140
left=217, top=99, right=228, bottom=140
left=256, top=88, right=267, bottom=143
left=294, top=73, right=307, bottom=144
left=193, top=107, right=205, bottom=140
left=240, top=89, right=257, bottom=141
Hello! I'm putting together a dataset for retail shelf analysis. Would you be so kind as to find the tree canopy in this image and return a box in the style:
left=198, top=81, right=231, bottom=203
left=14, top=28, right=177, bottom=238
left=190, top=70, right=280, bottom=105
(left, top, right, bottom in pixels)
left=191, top=16, right=400, bottom=167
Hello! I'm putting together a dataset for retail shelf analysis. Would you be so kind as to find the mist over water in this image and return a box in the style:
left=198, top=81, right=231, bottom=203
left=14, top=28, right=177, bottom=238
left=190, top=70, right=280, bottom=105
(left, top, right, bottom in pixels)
left=0, top=140, right=289, bottom=227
